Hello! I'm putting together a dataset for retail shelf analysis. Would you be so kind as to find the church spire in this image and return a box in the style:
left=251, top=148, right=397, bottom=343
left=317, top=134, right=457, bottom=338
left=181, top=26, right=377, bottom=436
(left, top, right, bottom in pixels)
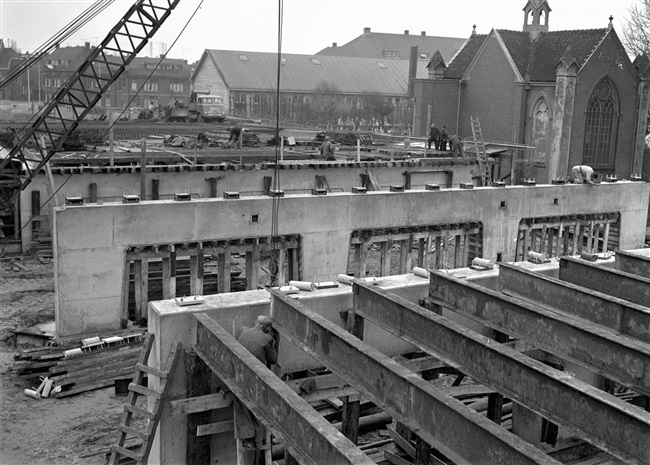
left=523, top=0, right=551, bottom=40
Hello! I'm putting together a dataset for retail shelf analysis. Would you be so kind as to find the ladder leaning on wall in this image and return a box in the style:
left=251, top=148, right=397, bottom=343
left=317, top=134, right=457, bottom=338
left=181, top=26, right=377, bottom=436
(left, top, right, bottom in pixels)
left=470, top=116, right=492, bottom=186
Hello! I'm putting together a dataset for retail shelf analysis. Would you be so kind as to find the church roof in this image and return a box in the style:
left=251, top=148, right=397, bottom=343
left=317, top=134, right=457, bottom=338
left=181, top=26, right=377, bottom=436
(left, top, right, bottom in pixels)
left=444, top=28, right=609, bottom=82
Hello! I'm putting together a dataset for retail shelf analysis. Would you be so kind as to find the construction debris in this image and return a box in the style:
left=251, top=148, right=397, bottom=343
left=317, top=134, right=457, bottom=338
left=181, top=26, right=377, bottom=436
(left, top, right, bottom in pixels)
left=13, top=328, right=145, bottom=398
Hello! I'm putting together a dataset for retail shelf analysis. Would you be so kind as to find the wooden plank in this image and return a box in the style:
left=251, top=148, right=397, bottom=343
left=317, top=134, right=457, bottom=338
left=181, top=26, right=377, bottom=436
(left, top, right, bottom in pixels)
left=387, top=425, right=415, bottom=458
left=218, top=249, right=231, bottom=293
left=245, top=241, right=260, bottom=290
left=399, top=239, right=409, bottom=274
left=122, top=259, right=131, bottom=327
left=162, top=255, right=171, bottom=299
left=170, top=248, right=177, bottom=298
left=197, top=420, right=235, bottom=437
left=129, top=382, right=160, bottom=399
left=55, top=378, right=117, bottom=397
left=380, top=241, right=391, bottom=277
left=385, top=450, right=415, bottom=465
left=170, top=392, right=233, bottom=416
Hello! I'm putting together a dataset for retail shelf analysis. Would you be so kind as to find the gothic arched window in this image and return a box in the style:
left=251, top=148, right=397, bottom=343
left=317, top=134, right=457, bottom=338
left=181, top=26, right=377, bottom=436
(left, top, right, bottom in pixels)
left=583, top=78, right=619, bottom=168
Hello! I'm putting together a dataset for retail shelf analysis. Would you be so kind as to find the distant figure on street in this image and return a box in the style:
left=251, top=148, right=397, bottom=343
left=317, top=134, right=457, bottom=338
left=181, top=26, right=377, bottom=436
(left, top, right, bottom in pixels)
left=227, top=126, right=243, bottom=148
left=448, top=134, right=465, bottom=158
left=440, top=126, right=449, bottom=151
left=235, top=316, right=278, bottom=449
left=320, top=136, right=336, bottom=160
left=570, top=165, right=601, bottom=185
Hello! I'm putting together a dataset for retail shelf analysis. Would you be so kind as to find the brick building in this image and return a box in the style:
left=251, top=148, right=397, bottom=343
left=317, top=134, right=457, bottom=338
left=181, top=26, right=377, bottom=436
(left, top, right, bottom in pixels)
left=413, top=0, right=650, bottom=183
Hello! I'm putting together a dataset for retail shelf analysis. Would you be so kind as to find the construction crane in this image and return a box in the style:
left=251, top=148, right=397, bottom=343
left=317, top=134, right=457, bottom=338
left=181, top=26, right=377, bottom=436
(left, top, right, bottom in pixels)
left=0, top=0, right=180, bottom=208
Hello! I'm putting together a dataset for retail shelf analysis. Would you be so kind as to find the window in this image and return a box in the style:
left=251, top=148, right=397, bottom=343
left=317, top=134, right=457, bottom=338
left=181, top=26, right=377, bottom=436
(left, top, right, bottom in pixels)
left=583, top=78, right=619, bottom=168
left=377, top=62, right=387, bottom=69
left=131, top=80, right=138, bottom=91
left=238, top=54, right=249, bottom=61
left=170, top=83, right=184, bottom=93
left=383, top=51, right=399, bottom=58
left=311, top=58, right=321, bottom=65
left=44, top=77, right=52, bottom=87
left=419, top=53, right=430, bottom=59
left=145, top=63, right=157, bottom=70
left=143, top=81, right=158, bottom=92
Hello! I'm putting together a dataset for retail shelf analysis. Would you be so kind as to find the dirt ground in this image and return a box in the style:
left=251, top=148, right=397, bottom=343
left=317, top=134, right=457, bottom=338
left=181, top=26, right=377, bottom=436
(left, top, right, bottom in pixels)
left=0, top=256, right=131, bottom=465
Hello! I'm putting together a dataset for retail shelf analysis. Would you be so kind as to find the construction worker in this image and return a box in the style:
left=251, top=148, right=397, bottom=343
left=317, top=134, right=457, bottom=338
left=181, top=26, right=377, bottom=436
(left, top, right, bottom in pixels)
left=320, top=136, right=336, bottom=160
left=235, top=316, right=278, bottom=449
left=448, top=134, right=465, bottom=158
left=440, top=126, right=449, bottom=151
left=227, top=126, right=243, bottom=148
left=427, top=124, right=441, bottom=150
left=570, top=165, right=601, bottom=185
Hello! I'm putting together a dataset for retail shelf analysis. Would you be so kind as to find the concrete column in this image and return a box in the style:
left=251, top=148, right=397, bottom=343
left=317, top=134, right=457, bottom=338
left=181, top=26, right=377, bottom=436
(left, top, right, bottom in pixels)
left=633, top=54, right=650, bottom=176
left=549, top=48, right=578, bottom=183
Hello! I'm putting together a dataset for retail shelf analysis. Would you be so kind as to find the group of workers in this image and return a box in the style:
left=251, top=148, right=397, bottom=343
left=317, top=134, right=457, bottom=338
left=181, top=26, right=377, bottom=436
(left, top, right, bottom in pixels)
left=428, top=123, right=464, bottom=158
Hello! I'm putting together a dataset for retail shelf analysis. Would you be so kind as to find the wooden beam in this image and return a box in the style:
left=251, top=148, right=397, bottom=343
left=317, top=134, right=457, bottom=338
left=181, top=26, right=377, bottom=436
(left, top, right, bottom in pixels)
left=170, top=393, right=233, bottom=416
left=193, top=313, right=374, bottom=465
left=196, top=420, right=234, bottom=437
left=355, top=280, right=650, bottom=465
left=270, top=289, right=558, bottom=465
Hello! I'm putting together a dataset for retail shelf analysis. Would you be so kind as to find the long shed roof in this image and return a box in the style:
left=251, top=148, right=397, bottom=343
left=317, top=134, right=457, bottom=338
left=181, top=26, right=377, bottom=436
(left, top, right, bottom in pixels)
left=199, top=49, right=428, bottom=95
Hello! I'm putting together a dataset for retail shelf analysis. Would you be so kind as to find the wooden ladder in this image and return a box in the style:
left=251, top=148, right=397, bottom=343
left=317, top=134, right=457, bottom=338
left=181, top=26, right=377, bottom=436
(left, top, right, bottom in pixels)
left=470, top=116, right=492, bottom=186
left=108, top=334, right=181, bottom=465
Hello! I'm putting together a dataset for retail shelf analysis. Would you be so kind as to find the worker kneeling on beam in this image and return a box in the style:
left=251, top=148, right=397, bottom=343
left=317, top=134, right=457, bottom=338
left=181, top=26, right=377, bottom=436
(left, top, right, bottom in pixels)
left=570, top=165, right=601, bottom=185
left=235, top=315, right=278, bottom=449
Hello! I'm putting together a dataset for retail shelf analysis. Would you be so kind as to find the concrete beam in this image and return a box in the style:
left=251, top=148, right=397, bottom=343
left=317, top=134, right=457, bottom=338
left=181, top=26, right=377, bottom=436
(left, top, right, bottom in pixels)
left=498, top=263, right=650, bottom=343
left=269, top=289, right=559, bottom=465
left=615, top=250, right=650, bottom=279
left=559, top=257, right=650, bottom=308
left=353, top=281, right=650, bottom=465
left=193, top=312, right=373, bottom=465
left=429, top=270, right=650, bottom=396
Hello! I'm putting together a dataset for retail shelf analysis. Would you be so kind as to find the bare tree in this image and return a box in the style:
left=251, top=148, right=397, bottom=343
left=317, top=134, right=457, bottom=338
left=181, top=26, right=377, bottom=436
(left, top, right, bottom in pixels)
left=621, top=0, right=650, bottom=55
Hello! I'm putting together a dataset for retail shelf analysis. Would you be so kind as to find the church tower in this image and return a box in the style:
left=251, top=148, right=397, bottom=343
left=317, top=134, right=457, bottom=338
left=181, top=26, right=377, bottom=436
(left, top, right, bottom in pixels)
left=523, top=0, right=551, bottom=40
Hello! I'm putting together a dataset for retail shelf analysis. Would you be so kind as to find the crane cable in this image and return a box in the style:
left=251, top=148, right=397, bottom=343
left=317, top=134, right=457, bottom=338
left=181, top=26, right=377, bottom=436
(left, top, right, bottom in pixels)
left=270, top=0, right=284, bottom=286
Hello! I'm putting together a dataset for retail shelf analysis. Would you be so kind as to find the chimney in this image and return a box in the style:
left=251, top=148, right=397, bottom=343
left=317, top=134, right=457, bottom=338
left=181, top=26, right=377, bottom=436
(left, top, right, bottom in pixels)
left=472, top=24, right=477, bottom=36
left=407, top=46, right=418, bottom=98
left=332, top=42, right=337, bottom=48
left=363, top=27, right=371, bottom=34
left=421, top=31, right=426, bottom=36
left=404, top=30, right=409, bottom=35
left=85, top=42, right=90, bottom=49
left=608, top=15, right=614, bottom=30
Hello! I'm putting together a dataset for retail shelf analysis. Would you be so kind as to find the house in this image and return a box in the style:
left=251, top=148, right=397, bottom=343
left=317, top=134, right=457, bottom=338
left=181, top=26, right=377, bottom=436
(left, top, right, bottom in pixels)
left=191, top=50, right=429, bottom=131
left=317, top=27, right=465, bottom=65
left=413, top=0, right=650, bottom=183
left=18, top=43, right=192, bottom=112
left=0, top=39, right=27, bottom=101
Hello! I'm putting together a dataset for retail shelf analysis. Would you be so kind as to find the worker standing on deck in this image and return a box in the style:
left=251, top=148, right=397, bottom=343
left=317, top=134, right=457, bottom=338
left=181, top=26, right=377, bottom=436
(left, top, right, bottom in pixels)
left=570, top=165, right=601, bottom=185
left=440, top=126, right=449, bottom=151
left=235, top=315, right=278, bottom=449
left=227, top=126, right=243, bottom=148
left=320, top=136, right=336, bottom=160
left=448, top=134, right=465, bottom=158
left=428, top=124, right=440, bottom=150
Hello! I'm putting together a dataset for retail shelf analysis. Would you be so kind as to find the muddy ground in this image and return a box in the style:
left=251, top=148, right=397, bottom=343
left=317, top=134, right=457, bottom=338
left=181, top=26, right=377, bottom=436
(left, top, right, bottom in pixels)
left=0, top=256, right=131, bottom=465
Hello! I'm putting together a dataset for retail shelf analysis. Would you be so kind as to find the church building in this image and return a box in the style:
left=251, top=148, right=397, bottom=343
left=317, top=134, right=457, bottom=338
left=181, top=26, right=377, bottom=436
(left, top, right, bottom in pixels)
left=413, top=0, right=650, bottom=183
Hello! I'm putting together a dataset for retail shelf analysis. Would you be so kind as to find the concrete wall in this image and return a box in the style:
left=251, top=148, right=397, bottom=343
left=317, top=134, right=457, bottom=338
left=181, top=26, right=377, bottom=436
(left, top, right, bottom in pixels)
left=53, top=182, right=650, bottom=337
left=21, top=160, right=477, bottom=252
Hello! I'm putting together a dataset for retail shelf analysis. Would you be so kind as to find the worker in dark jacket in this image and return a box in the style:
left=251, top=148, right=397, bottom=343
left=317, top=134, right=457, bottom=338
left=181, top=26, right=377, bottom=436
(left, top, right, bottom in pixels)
left=227, top=126, right=243, bottom=148
left=427, top=124, right=441, bottom=150
left=448, top=134, right=465, bottom=158
left=440, top=126, right=449, bottom=151
left=320, top=136, right=336, bottom=160
left=235, top=316, right=278, bottom=449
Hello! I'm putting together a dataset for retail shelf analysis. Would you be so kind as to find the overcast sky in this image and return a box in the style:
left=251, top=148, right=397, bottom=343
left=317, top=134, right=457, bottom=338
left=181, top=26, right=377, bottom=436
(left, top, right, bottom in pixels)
left=0, top=0, right=638, bottom=62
